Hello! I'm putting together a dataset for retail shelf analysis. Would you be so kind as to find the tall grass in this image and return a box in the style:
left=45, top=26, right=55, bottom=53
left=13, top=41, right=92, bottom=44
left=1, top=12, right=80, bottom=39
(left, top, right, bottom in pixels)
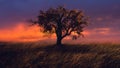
left=0, top=42, right=120, bottom=68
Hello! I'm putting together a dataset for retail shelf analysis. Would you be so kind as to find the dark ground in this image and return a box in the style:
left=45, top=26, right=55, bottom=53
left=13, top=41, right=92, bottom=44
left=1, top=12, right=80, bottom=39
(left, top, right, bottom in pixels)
left=0, top=42, right=120, bottom=68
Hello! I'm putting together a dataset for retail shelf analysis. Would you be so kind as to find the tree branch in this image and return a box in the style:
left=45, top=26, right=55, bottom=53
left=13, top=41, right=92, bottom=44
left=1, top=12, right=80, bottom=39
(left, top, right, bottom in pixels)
left=62, top=27, right=74, bottom=39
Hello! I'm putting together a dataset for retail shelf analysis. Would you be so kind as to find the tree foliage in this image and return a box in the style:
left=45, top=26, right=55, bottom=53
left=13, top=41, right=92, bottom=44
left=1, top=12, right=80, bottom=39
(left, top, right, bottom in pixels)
left=31, top=6, right=88, bottom=45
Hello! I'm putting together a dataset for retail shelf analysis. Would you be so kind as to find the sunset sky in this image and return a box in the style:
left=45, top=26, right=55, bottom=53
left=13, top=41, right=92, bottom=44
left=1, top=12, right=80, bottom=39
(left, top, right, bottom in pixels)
left=0, top=0, right=120, bottom=43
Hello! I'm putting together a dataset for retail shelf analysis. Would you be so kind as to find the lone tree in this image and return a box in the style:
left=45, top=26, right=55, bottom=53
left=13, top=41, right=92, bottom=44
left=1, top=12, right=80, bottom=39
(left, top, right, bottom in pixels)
left=31, top=6, right=88, bottom=46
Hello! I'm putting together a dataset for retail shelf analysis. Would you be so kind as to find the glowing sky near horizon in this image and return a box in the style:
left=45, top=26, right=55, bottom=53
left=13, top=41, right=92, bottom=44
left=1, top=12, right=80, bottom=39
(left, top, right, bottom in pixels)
left=0, top=0, right=120, bottom=43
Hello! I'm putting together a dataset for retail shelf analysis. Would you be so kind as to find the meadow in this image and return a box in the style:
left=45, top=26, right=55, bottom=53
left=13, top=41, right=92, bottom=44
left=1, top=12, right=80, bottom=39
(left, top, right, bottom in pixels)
left=0, top=42, right=120, bottom=68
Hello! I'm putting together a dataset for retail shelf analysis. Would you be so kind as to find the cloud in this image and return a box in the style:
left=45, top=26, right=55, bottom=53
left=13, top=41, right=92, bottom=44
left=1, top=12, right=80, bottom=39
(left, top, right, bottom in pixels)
left=83, top=27, right=120, bottom=40
left=0, top=23, right=44, bottom=41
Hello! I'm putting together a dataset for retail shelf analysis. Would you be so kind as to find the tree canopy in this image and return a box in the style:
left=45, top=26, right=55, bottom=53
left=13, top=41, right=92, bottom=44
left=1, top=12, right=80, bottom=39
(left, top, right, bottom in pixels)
left=31, top=6, right=88, bottom=45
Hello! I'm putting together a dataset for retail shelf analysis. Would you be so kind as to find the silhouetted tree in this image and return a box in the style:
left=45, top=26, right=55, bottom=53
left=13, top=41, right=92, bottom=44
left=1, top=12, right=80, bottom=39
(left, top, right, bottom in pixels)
left=31, top=6, right=88, bottom=46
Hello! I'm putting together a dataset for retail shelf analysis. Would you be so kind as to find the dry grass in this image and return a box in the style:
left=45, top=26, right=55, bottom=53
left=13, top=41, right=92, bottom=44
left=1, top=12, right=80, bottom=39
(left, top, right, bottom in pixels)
left=0, top=42, right=120, bottom=68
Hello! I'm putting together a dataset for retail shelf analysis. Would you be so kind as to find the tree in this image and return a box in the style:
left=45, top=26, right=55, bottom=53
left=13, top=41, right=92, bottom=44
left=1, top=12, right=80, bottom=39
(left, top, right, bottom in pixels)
left=31, top=6, right=88, bottom=46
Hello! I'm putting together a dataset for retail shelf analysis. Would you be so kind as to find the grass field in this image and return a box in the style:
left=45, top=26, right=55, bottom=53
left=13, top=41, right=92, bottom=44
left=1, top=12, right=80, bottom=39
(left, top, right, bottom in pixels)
left=0, top=42, right=120, bottom=68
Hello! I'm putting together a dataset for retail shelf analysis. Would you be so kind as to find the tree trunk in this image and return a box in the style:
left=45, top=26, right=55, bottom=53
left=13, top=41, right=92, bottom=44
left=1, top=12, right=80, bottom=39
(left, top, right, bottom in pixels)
left=56, top=20, right=62, bottom=46
left=56, top=37, right=62, bottom=46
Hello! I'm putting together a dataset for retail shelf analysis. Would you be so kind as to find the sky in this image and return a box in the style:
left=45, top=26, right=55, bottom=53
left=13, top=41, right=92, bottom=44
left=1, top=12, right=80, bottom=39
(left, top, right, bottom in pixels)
left=0, top=0, right=120, bottom=43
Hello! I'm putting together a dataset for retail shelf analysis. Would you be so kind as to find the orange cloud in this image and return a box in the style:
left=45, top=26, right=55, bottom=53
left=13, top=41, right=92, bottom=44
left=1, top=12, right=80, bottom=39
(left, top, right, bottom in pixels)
left=93, top=28, right=110, bottom=35
left=0, top=23, right=46, bottom=42
left=0, top=23, right=120, bottom=44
